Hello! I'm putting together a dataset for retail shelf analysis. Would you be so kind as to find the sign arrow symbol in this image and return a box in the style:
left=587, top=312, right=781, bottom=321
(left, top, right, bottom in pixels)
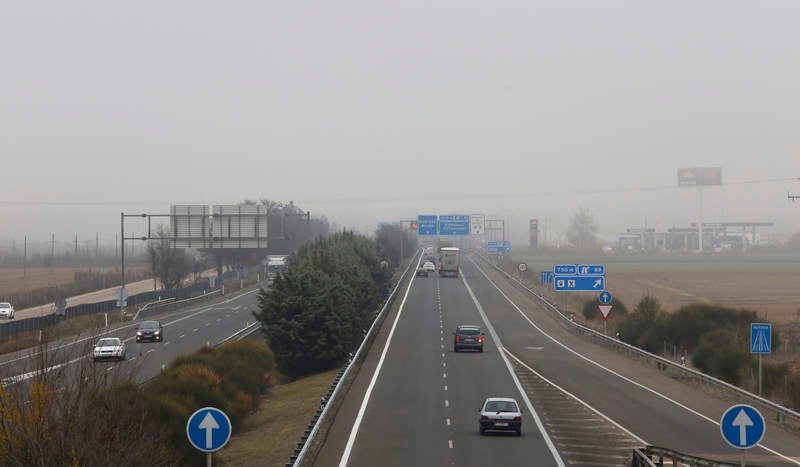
left=593, top=279, right=602, bottom=288
left=732, top=409, right=753, bottom=446
left=199, top=412, right=220, bottom=449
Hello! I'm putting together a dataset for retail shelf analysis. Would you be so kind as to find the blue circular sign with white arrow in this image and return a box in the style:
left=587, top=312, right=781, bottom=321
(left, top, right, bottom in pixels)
left=187, top=407, right=232, bottom=453
left=720, top=404, right=765, bottom=449
left=599, top=291, right=612, bottom=305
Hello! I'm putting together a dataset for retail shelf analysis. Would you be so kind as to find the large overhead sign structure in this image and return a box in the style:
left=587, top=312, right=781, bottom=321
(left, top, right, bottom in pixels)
left=417, top=215, right=438, bottom=235
left=438, top=215, right=470, bottom=235
left=170, top=204, right=268, bottom=249
left=678, top=167, right=722, bottom=186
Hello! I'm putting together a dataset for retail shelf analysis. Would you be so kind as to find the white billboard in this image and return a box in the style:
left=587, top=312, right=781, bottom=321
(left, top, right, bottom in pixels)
left=470, top=214, right=485, bottom=235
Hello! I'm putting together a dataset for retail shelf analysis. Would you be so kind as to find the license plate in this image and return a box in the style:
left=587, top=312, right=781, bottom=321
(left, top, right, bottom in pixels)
left=494, top=422, right=508, bottom=427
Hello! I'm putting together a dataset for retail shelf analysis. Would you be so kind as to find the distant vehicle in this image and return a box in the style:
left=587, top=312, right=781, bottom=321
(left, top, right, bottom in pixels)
left=479, top=397, right=523, bottom=436
left=416, top=267, right=429, bottom=277
left=422, top=261, right=436, bottom=272
left=453, top=325, right=483, bottom=352
left=93, top=337, right=126, bottom=361
left=136, top=320, right=163, bottom=343
left=438, top=247, right=460, bottom=278
left=0, top=302, right=14, bottom=319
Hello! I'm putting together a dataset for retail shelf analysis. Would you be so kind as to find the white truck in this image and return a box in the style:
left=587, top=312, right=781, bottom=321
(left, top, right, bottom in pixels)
left=438, top=247, right=460, bottom=278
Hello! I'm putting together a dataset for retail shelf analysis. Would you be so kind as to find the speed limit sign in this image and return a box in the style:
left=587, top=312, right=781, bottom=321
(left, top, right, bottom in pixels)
left=517, top=262, right=528, bottom=273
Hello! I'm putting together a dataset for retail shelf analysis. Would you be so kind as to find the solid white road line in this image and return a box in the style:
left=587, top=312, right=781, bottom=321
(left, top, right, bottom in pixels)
left=468, top=257, right=800, bottom=465
left=338, top=256, right=422, bottom=467
left=461, top=271, right=565, bottom=467
left=448, top=440, right=453, bottom=449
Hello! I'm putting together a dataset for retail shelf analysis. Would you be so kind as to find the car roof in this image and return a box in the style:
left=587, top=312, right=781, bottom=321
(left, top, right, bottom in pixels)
left=139, top=320, right=160, bottom=327
left=457, top=325, right=480, bottom=330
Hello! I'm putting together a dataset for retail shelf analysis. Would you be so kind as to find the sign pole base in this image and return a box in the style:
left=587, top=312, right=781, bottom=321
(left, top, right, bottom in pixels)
left=208, top=452, right=212, bottom=467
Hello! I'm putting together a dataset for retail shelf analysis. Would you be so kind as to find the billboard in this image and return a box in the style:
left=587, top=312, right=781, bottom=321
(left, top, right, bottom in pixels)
left=678, top=167, right=722, bottom=186
left=529, top=219, right=539, bottom=249
left=170, top=204, right=268, bottom=249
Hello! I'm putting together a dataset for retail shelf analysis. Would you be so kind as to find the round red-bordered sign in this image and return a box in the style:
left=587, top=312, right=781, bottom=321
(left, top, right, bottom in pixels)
left=517, top=262, right=528, bottom=273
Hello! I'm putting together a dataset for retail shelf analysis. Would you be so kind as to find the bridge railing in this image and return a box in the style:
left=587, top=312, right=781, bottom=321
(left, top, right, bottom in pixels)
left=473, top=254, right=800, bottom=432
left=288, top=251, right=421, bottom=467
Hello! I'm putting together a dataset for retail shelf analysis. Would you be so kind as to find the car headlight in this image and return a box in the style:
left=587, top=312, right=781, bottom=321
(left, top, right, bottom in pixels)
left=154, top=330, right=160, bottom=335
left=136, top=331, right=142, bottom=336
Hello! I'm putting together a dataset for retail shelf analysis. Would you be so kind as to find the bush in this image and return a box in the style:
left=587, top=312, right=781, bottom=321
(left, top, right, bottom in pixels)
left=760, top=361, right=790, bottom=397
left=788, top=374, right=800, bottom=410
left=691, top=329, right=753, bottom=385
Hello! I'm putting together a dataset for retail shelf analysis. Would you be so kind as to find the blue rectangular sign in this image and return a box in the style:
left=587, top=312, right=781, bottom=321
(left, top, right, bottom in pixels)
left=438, top=215, right=470, bottom=235
left=487, top=241, right=511, bottom=248
left=577, top=264, right=605, bottom=276
left=750, top=323, right=771, bottom=354
left=554, top=264, right=577, bottom=275
left=554, top=275, right=605, bottom=291
left=541, top=271, right=554, bottom=284
left=417, top=215, right=438, bottom=236
left=487, top=246, right=511, bottom=254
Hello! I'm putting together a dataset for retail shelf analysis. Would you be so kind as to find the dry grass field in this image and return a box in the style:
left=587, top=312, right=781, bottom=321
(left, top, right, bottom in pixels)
left=0, top=268, right=91, bottom=296
left=608, top=270, right=800, bottom=324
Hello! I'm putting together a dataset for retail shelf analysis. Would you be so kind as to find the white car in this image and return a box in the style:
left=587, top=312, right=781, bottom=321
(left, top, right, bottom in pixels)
left=93, top=337, right=126, bottom=361
left=422, top=261, right=436, bottom=272
left=0, top=302, right=14, bottom=319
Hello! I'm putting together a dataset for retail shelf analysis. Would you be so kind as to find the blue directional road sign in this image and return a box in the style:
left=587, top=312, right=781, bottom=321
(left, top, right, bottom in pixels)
left=554, top=264, right=577, bottom=275
left=187, top=407, right=232, bottom=453
left=487, top=241, right=511, bottom=254
left=750, top=323, right=772, bottom=354
left=541, top=271, right=554, bottom=284
left=554, top=276, right=605, bottom=292
left=720, top=404, right=765, bottom=449
left=599, top=291, right=612, bottom=304
left=577, top=264, right=605, bottom=276
left=417, top=215, right=438, bottom=236
left=438, top=215, right=470, bottom=235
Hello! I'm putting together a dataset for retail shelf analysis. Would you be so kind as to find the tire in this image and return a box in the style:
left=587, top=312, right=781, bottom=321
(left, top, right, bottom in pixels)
left=479, top=428, right=485, bottom=436
left=479, top=347, right=483, bottom=353
left=454, top=346, right=459, bottom=353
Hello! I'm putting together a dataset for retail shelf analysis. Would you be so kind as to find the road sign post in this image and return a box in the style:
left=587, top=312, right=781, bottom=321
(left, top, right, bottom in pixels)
left=750, top=323, right=772, bottom=396
left=720, top=404, right=765, bottom=466
left=187, top=407, right=232, bottom=467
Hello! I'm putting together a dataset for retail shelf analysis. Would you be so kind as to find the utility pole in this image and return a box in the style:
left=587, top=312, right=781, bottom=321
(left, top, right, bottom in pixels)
left=75, top=234, right=78, bottom=255
left=23, top=236, right=27, bottom=277
left=51, top=233, right=55, bottom=273
left=96, top=232, right=99, bottom=257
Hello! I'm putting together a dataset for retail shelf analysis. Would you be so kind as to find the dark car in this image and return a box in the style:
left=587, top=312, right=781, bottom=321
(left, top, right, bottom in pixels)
left=416, top=267, right=428, bottom=277
left=136, top=320, right=163, bottom=343
left=453, top=325, right=484, bottom=352
left=478, top=397, right=523, bottom=436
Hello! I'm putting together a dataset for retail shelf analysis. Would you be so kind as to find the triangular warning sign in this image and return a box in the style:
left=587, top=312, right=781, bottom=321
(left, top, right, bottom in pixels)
left=597, top=304, right=614, bottom=320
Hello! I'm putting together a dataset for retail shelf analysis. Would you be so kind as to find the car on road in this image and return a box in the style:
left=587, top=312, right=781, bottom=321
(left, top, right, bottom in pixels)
left=453, top=325, right=484, bottom=352
left=136, top=320, right=163, bottom=343
left=93, top=337, right=126, bottom=361
left=422, top=261, right=436, bottom=272
left=416, top=267, right=429, bottom=277
left=0, top=302, right=14, bottom=319
left=478, top=397, right=523, bottom=436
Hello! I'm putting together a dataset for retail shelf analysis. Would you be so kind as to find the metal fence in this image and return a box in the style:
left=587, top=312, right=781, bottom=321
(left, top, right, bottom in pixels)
left=473, top=254, right=800, bottom=432
left=631, top=446, right=759, bottom=467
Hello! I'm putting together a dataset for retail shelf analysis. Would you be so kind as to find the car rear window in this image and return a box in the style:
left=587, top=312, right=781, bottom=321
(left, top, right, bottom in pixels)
left=485, top=401, right=518, bottom=412
left=0, top=303, right=10, bottom=308
left=459, top=328, right=480, bottom=335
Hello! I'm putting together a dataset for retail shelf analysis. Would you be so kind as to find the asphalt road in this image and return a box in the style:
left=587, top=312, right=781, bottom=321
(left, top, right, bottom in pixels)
left=315, top=256, right=800, bottom=467
left=0, top=285, right=263, bottom=389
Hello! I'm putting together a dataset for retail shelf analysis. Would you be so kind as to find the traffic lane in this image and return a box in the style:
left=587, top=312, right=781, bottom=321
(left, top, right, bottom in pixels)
left=460, top=259, right=799, bottom=466
left=343, top=273, right=452, bottom=467
left=2, top=290, right=261, bottom=386
left=313, top=264, right=422, bottom=467
left=438, top=275, right=560, bottom=467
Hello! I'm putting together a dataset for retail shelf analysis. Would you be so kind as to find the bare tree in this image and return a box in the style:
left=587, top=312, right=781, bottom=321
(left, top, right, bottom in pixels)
left=567, top=207, right=599, bottom=248
left=146, top=226, right=192, bottom=290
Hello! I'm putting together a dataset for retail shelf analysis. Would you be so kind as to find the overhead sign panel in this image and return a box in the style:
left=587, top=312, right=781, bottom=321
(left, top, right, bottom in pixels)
left=577, top=264, right=605, bottom=276
left=470, top=214, right=485, bottom=235
left=487, top=240, right=511, bottom=254
left=417, top=215, right=438, bottom=236
left=439, top=215, right=470, bottom=236
left=554, top=264, right=577, bottom=275
left=678, top=167, right=722, bottom=186
left=554, top=276, right=605, bottom=291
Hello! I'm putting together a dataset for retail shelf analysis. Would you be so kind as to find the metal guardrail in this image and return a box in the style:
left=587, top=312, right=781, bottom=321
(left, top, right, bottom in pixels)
left=473, top=254, right=800, bottom=432
left=134, top=290, right=222, bottom=320
left=631, top=446, right=761, bottom=467
left=631, top=447, right=658, bottom=467
left=288, top=251, right=421, bottom=467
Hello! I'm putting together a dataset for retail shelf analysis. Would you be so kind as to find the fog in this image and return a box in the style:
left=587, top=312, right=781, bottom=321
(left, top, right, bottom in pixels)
left=2, top=1, right=799, bottom=248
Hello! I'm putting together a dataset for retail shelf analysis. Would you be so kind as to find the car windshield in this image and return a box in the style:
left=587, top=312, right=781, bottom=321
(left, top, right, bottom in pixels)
left=97, top=339, right=119, bottom=347
left=139, top=322, right=158, bottom=329
left=459, top=328, right=480, bottom=335
left=0, top=303, right=10, bottom=308
left=485, top=401, right=518, bottom=413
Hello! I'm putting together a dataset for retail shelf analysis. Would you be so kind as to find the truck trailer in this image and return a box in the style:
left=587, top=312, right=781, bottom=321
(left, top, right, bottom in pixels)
left=438, top=247, right=460, bottom=278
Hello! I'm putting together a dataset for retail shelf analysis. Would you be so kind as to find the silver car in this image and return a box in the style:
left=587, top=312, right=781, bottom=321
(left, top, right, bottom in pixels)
left=93, top=337, right=127, bottom=361
left=0, top=302, right=14, bottom=319
left=478, top=397, right=523, bottom=436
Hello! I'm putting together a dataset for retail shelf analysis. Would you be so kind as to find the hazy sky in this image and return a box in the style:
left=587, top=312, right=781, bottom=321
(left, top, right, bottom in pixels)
left=3, top=1, right=800, bottom=248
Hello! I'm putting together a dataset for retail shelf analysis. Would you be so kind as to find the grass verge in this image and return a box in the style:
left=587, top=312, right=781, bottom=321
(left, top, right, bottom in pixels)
left=217, top=369, right=340, bottom=467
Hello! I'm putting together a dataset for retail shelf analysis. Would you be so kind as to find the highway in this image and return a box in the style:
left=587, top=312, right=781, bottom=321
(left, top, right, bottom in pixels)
left=0, top=284, right=263, bottom=389
left=315, top=254, right=800, bottom=466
